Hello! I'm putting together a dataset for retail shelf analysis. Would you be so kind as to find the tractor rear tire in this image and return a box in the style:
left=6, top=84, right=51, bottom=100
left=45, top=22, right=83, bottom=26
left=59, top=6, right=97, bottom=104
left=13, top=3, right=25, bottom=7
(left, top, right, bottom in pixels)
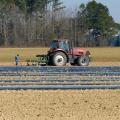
left=53, top=52, right=67, bottom=66
left=77, top=56, right=90, bottom=66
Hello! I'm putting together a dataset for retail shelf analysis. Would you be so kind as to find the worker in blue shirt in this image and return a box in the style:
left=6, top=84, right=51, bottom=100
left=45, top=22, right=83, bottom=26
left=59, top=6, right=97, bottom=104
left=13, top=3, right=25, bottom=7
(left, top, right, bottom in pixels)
left=15, top=54, right=20, bottom=66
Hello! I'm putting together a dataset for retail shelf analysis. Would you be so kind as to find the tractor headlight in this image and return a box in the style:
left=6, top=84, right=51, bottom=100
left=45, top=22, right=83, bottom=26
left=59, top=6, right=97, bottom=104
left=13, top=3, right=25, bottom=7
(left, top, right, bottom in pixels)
left=89, top=55, right=92, bottom=61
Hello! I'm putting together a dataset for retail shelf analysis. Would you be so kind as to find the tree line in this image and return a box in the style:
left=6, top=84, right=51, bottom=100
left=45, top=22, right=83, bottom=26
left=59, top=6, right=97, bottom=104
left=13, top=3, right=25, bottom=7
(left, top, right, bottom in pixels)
left=0, top=0, right=120, bottom=47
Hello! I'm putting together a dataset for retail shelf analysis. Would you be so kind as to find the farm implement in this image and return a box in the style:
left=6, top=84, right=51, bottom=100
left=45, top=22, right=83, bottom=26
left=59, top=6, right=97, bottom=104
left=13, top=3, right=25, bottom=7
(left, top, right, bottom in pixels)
left=26, top=54, right=48, bottom=66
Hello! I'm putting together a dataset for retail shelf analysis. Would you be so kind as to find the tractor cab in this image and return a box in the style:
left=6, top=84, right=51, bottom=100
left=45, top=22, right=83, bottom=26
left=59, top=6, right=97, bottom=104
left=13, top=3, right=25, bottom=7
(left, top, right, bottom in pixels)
left=50, top=40, right=71, bottom=52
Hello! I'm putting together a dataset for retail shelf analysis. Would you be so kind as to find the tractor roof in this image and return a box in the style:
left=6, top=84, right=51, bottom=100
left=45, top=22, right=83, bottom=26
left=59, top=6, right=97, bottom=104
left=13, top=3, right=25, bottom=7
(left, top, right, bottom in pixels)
left=52, top=39, right=69, bottom=42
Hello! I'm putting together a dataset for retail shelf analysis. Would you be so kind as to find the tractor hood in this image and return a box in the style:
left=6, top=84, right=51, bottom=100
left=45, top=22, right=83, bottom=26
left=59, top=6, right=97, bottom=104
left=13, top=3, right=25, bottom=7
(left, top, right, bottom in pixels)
left=71, top=48, right=90, bottom=56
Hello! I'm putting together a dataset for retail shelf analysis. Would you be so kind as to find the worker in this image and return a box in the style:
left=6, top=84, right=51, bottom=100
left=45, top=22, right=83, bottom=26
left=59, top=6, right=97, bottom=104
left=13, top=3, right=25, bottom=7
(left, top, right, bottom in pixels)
left=15, top=54, right=20, bottom=66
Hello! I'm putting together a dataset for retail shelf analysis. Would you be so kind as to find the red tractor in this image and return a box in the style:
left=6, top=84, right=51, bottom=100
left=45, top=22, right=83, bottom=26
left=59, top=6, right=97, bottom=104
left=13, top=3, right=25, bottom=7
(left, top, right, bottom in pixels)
left=47, top=39, right=91, bottom=66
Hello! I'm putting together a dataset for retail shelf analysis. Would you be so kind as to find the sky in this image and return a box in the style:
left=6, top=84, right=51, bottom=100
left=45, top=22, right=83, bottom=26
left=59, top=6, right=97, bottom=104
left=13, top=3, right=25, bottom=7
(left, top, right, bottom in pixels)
left=61, top=0, right=120, bottom=23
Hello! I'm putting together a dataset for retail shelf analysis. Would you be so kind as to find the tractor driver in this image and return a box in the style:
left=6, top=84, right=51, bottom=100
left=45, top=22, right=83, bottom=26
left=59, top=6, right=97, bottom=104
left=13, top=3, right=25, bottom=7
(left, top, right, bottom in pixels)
left=64, top=40, right=70, bottom=52
left=59, top=41, right=69, bottom=52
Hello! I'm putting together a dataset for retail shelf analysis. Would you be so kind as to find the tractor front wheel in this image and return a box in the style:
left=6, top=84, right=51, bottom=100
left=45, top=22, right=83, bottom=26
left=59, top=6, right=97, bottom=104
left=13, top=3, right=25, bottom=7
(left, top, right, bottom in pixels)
left=77, top=56, right=90, bottom=66
left=53, top=52, right=67, bottom=66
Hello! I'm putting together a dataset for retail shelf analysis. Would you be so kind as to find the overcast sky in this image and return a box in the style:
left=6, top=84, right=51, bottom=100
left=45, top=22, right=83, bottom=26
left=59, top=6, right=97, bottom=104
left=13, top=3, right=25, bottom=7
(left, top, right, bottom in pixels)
left=61, top=0, right=120, bottom=23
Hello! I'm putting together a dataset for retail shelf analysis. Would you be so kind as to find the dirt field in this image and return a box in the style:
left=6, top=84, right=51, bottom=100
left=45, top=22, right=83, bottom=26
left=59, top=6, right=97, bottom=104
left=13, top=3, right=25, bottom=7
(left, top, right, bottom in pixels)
left=0, top=90, right=120, bottom=120
left=0, top=47, right=119, bottom=120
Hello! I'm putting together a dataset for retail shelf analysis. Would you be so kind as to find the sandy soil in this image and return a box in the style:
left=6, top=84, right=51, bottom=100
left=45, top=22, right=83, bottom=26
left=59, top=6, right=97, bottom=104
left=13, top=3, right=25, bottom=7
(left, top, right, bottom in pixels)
left=0, top=90, right=120, bottom=120
left=0, top=62, right=120, bottom=66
